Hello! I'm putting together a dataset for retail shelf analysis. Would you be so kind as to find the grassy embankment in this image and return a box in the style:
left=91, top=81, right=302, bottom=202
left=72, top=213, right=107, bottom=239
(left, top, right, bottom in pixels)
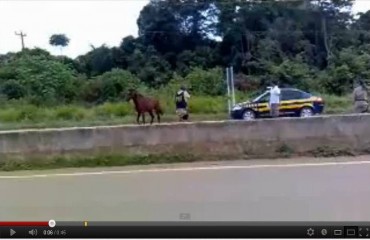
left=0, top=93, right=352, bottom=130
left=0, top=143, right=362, bottom=172
left=0, top=93, right=355, bottom=171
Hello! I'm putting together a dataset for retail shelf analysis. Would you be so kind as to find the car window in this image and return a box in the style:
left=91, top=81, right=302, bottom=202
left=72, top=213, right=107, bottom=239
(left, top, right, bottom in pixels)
left=302, top=92, right=312, bottom=98
left=281, top=90, right=306, bottom=101
left=253, top=91, right=270, bottom=103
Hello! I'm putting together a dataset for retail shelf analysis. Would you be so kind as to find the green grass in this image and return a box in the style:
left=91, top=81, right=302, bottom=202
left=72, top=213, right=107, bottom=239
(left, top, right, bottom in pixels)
left=0, top=153, right=199, bottom=171
left=0, top=93, right=354, bottom=130
left=0, top=113, right=227, bottom=131
left=0, top=143, right=366, bottom=172
left=321, top=94, right=352, bottom=114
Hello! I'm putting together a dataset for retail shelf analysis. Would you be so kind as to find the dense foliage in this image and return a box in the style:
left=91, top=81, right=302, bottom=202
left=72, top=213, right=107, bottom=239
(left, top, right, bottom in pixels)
left=1, top=0, right=369, bottom=107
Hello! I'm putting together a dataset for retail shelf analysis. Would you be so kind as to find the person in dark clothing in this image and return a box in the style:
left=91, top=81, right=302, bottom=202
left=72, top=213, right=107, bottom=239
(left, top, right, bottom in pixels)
left=353, top=79, right=369, bottom=113
left=175, top=86, right=191, bottom=121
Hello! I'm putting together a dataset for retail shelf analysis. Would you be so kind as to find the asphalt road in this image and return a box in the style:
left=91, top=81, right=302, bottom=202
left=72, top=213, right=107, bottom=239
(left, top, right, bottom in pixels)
left=1, top=156, right=370, bottom=222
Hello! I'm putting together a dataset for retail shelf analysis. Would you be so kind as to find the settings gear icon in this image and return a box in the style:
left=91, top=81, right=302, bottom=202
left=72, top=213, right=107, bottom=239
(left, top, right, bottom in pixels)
left=307, top=228, right=315, bottom=237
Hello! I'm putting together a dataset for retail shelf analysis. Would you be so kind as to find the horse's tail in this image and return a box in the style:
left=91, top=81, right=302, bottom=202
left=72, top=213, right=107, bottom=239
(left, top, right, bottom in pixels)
left=157, top=106, right=164, bottom=115
left=156, top=102, right=164, bottom=115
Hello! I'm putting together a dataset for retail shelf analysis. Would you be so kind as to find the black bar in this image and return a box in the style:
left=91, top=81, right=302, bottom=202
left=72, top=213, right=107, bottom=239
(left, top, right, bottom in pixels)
left=0, top=225, right=365, bottom=238
left=54, top=221, right=370, bottom=227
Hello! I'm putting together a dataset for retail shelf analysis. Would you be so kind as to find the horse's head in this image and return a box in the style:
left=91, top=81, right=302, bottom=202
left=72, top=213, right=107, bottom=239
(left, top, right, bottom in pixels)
left=126, top=88, right=138, bottom=102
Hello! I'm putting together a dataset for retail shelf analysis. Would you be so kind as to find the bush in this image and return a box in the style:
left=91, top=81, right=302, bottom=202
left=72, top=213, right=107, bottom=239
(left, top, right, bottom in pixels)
left=322, top=94, right=352, bottom=114
left=185, top=67, right=225, bottom=96
left=83, top=69, right=142, bottom=103
left=269, top=58, right=314, bottom=91
left=189, top=96, right=227, bottom=114
left=234, top=74, right=261, bottom=92
left=3, top=55, right=80, bottom=105
left=1, top=80, right=26, bottom=99
left=323, top=65, right=353, bottom=96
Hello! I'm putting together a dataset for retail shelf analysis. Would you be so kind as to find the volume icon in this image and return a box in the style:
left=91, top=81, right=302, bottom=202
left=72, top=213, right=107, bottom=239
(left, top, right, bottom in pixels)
left=29, top=229, right=38, bottom=236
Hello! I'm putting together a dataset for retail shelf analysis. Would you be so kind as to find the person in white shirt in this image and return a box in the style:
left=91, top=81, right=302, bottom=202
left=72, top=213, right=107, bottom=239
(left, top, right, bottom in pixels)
left=269, top=81, right=281, bottom=118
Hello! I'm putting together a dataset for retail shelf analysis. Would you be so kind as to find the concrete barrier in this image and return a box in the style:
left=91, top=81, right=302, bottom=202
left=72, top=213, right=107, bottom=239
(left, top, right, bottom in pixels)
left=1, top=114, right=370, bottom=159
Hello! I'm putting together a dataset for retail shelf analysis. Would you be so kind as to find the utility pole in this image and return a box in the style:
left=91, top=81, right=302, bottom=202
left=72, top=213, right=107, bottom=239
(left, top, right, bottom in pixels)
left=225, top=66, right=236, bottom=115
left=15, top=31, right=27, bottom=50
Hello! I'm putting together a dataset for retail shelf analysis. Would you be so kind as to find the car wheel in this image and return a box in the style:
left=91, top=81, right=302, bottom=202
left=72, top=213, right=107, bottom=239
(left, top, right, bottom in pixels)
left=242, top=109, right=256, bottom=121
left=300, top=107, right=314, bottom=118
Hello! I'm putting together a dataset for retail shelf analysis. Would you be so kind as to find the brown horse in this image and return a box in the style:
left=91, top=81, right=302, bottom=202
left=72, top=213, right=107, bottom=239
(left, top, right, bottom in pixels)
left=127, top=89, right=163, bottom=124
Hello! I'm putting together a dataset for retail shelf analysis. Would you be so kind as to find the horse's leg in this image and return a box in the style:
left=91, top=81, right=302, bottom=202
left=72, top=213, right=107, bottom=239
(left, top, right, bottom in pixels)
left=137, top=112, right=141, bottom=124
left=142, top=113, right=146, bottom=125
left=157, top=111, right=161, bottom=123
left=149, top=111, right=154, bottom=125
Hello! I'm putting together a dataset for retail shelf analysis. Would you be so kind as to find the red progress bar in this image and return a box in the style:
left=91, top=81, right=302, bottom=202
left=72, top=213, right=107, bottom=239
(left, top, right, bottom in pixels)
left=0, top=222, right=49, bottom=226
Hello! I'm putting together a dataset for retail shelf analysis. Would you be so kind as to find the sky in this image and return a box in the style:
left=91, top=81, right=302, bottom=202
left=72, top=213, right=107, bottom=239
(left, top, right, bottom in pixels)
left=0, top=0, right=369, bottom=58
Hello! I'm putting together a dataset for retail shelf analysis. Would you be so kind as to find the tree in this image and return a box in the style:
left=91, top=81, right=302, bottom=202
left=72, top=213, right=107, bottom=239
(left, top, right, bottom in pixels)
left=137, top=0, right=217, bottom=66
left=112, top=36, right=144, bottom=69
left=76, top=45, right=115, bottom=77
left=353, top=11, right=370, bottom=45
left=49, top=34, right=70, bottom=55
left=137, top=0, right=184, bottom=56
left=0, top=0, right=362, bottom=103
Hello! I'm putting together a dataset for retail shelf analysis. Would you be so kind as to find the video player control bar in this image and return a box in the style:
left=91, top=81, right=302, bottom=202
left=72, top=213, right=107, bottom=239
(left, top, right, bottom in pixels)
left=0, top=224, right=369, bottom=238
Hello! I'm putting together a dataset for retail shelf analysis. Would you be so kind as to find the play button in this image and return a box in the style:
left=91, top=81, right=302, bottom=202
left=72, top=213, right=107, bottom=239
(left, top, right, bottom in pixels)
left=10, top=229, right=16, bottom=237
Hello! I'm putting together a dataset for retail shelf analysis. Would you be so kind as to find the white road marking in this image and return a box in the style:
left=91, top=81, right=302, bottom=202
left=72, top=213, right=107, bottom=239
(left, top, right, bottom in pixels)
left=1, top=159, right=370, bottom=180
